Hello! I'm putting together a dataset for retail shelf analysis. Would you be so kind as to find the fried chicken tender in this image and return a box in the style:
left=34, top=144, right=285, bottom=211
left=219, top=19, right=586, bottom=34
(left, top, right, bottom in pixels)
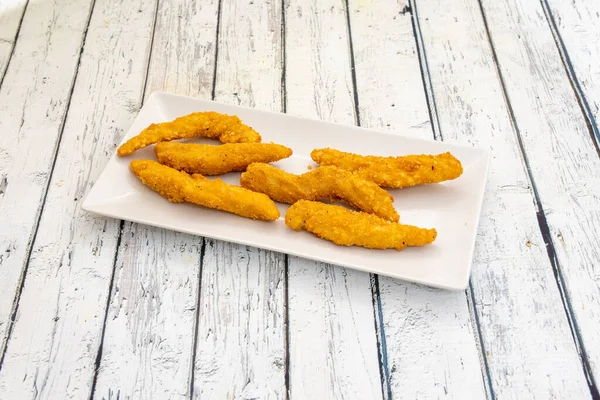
left=240, top=163, right=399, bottom=222
left=130, top=160, right=279, bottom=221
left=154, top=142, right=292, bottom=175
left=286, top=200, right=436, bottom=250
left=118, top=112, right=262, bottom=156
left=311, top=148, right=463, bottom=188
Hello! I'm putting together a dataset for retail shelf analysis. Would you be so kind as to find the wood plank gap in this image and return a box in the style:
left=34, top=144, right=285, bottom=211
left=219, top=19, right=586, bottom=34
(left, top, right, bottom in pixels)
left=280, top=0, right=287, bottom=114
left=188, top=240, right=207, bottom=400
left=538, top=0, right=600, bottom=157
left=281, top=4, right=289, bottom=399
left=0, top=0, right=98, bottom=364
left=534, top=210, right=600, bottom=400
left=410, top=1, right=497, bottom=397
left=0, top=0, right=29, bottom=89
left=476, top=0, right=600, bottom=397
left=211, top=0, right=223, bottom=102
left=408, top=0, right=442, bottom=141
left=88, top=220, right=124, bottom=400
left=140, top=0, right=161, bottom=103
left=466, top=284, right=496, bottom=400
left=284, top=255, right=290, bottom=400
left=370, top=275, right=392, bottom=400
left=343, top=0, right=361, bottom=126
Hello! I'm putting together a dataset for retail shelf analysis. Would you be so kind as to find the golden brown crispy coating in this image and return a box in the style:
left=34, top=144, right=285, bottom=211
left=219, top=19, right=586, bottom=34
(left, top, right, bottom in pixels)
left=154, top=142, right=292, bottom=175
left=118, top=112, right=262, bottom=156
left=240, top=163, right=399, bottom=222
left=130, top=160, right=279, bottom=221
left=311, top=148, right=463, bottom=188
left=285, top=200, right=436, bottom=250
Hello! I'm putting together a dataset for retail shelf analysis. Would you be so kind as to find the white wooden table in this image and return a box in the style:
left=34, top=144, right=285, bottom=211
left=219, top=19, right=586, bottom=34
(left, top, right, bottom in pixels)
left=0, top=0, right=599, bottom=398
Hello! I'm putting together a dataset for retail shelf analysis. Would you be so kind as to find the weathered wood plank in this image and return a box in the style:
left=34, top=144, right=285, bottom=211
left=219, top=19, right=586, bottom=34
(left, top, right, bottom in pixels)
left=480, top=0, right=600, bottom=389
left=92, top=0, right=219, bottom=398
left=0, top=0, right=95, bottom=357
left=194, top=243, right=286, bottom=399
left=144, top=0, right=219, bottom=97
left=543, top=0, right=600, bottom=148
left=0, top=0, right=156, bottom=397
left=192, top=0, right=286, bottom=398
left=350, top=0, right=430, bottom=135
left=0, top=0, right=27, bottom=83
left=348, top=0, right=487, bottom=398
left=285, top=1, right=382, bottom=398
left=414, top=0, right=592, bottom=397
left=93, top=225, right=202, bottom=400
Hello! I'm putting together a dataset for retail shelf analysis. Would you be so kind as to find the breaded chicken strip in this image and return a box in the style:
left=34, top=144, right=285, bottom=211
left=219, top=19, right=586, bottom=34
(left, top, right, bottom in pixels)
left=118, top=111, right=262, bottom=156
left=286, top=200, right=436, bottom=250
left=240, top=163, right=399, bottom=222
left=154, top=142, right=292, bottom=175
left=311, top=148, right=463, bottom=188
left=130, top=160, right=279, bottom=221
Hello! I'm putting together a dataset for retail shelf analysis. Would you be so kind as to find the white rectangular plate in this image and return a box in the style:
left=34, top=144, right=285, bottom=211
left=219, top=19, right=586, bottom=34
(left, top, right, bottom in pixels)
left=83, top=91, right=490, bottom=290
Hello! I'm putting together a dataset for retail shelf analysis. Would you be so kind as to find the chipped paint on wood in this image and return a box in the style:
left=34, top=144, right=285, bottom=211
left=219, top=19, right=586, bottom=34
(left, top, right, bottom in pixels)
left=0, top=0, right=27, bottom=83
left=415, top=0, right=591, bottom=396
left=543, top=0, right=600, bottom=150
left=0, top=0, right=156, bottom=397
left=92, top=0, right=219, bottom=398
left=349, top=0, right=487, bottom=398
left=94, top=225, right=202, bottom=399
left=0, top=0, right=598, bottom=397
left=481, top=0, right=600, bottom=386
left=0, top=0, right=96, bottom=357
left=285, top=0, right=383, bottom=398
left=192, top=0, right=286, bottom=397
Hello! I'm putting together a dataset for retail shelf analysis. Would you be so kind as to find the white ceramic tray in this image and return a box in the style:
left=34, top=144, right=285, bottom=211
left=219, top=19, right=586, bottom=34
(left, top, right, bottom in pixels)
left=83, top=91, right=490, bottom=290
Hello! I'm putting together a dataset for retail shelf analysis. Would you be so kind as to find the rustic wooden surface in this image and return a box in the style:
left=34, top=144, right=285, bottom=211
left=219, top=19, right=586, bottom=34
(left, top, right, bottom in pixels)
left=0, top=0, right=599, bottom=399
left=415, top=0, right=592, bottom=397
left=285, top=1, right=383, bottom=399
left=194, top=0, right=287, bottom=398
left=349, top=1, right=486, bottom=398
left=0, top=0, right=27, bottom=82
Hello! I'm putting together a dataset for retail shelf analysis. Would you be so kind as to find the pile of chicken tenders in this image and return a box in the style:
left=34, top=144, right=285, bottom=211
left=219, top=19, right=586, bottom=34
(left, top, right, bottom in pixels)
left=118, top=111, right=464, bottom=251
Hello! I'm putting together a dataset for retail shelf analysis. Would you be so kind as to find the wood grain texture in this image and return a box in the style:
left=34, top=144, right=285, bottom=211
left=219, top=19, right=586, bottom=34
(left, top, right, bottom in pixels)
left=0, top=0, right=27, bottom=82
left=349, top=0, right=430, bottom=135
left=543, top=0, right=600, bottom=148
left=0, top=0, right=94, bottom=357
left=93, top=225, right=202, bottom=400
left=192, top=0, right=286, bottom=398
left=415, top=0, right=591, bottom=397
left=92, top=0, right=218, bottom=398
left=144, top=0, right=219, bottom=97
left=194, top=243, right=286, bottom=400
left=0, top=0, right=156, bottom=397
left=285, top=0, right=382, bottom=398
left=348, top=1, right=487, bottom=398
left=480, top=0, right=600, bottom=385
left=377, top=283, right=486, bottom=398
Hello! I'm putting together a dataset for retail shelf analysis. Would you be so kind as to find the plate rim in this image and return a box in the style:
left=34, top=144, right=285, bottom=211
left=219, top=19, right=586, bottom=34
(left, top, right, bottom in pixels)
left=82, top=90, right=492, bottom=291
